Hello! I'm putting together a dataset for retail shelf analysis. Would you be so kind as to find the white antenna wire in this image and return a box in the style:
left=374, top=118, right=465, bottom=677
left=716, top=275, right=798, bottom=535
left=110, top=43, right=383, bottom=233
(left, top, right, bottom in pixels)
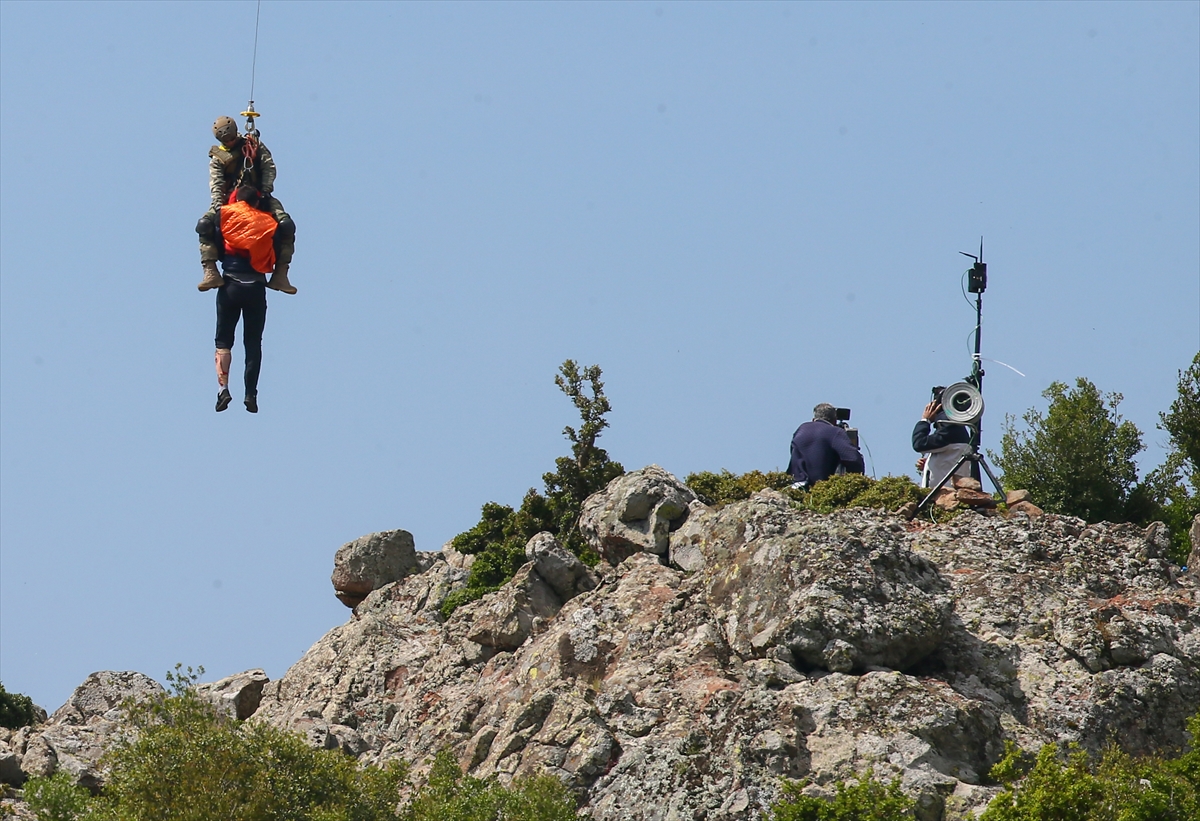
left=982, top=358, right=1026, bottom=378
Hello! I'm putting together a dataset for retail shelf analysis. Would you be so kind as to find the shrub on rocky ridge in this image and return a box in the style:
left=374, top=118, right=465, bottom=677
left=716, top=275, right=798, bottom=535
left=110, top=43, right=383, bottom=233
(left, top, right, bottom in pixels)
left=444, top=361, right=624, bottom=617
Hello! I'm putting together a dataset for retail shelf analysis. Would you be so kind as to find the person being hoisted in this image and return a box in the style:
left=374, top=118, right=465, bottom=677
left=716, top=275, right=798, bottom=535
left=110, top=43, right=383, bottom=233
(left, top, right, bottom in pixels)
left=196, top=114, right=297, bottom=295
left=199, top=185, right=278, bottom=413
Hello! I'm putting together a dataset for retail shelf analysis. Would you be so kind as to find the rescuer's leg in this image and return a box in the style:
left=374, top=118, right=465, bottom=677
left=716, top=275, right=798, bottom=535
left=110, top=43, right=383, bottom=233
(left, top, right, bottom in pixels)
left=265, top=197, right=294, bottom=263
left=196, top=211, right=224, bottom=292
left=199, top=261, right=223, bottom=292
left=265, top=198, right=297, bottom=294
left=267, top=260, right=297, bottom=295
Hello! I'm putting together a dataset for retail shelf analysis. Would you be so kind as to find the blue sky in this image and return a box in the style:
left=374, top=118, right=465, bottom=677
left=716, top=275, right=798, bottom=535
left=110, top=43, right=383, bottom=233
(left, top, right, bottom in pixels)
left=2, top=1, right=1197, bottom=712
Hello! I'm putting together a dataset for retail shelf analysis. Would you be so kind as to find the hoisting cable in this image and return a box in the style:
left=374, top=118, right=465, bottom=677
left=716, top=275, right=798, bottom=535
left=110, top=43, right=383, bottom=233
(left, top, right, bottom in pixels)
left=248, top=0, right=261, bottom=111
left=240, top=0, right=263, bottom=175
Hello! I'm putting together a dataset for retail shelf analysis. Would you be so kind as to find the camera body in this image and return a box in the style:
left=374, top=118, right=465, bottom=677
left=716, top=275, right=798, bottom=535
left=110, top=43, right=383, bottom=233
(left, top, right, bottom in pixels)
left=835, top=407, right=859, bottom=448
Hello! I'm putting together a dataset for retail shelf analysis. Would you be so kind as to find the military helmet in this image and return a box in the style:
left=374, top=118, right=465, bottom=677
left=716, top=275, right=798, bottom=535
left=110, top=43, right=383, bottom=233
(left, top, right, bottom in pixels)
left=212, top=115, right=239, bottom=144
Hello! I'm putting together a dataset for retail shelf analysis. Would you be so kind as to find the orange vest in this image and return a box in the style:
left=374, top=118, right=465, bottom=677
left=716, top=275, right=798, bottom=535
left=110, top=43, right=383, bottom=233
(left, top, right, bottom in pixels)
left=220, top=200, right=277, bottom=274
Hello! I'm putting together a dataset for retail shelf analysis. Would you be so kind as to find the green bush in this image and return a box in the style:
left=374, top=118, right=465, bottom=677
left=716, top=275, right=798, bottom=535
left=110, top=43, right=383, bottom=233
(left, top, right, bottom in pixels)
left=771, top=772, right=915, bottom=820
left=845, top=475, right=927, bottom=512
left=23, top=772, right=92, bottom=821
left=1131, top=354, right=1200, bottom=564
left=803, top=474, right=877, bottom=513
left=980, top=715, right=1200, bottom=821
left=444, top=361, right=624, bottom=617
left=993, top=378, right=1144, bottom=524
left=405, top=750, right=577, bottom=821
left=0, top=682, right=38, bottom=729
left=18, top=669, right=577, bottom=821
left=995, top=368, right=1199, bottom=563
left=684, top=470, right=935, bottom=518
left=442, top=499, right=537, bottom=617
left=684, top=469, right=802, bottom=506
left=1161, top=354, right=1200, bottom=475
left=78, top=666, right=408, bottom=821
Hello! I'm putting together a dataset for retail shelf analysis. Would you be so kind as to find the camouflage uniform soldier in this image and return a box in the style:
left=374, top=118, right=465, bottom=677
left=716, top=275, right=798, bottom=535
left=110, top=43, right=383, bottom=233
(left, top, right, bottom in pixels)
left=196, top=115, right=297, bottom=294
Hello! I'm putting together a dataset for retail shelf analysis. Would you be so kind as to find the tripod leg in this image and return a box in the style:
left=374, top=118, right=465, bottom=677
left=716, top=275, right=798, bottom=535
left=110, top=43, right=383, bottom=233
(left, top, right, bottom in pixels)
left=978, top=457, right=1005, bottom=499
left=917, top=452, right=974, bottom=514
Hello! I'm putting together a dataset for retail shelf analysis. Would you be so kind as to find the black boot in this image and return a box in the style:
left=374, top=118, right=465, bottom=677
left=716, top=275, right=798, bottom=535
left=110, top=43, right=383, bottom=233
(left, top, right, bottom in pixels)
left=245, top=394, right=258, bottom=413
left=216, top=388, right=232, bottom=412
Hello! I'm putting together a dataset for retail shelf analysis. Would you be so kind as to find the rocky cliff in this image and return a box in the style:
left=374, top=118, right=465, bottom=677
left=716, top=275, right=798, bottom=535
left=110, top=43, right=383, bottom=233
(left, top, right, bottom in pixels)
left=4, top=466, right=1199, bottom=821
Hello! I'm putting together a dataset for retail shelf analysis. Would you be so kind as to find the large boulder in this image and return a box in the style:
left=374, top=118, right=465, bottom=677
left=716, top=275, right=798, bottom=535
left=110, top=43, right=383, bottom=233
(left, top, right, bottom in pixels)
left=784, top=670, right=1003, bottom=820
left=331, top=529, right=421, bottom=608
left=0, top=733, right=27, bottom=786
left=458, top=533, right=601, bottom=653
left=579, top=465, right=697, bottom=566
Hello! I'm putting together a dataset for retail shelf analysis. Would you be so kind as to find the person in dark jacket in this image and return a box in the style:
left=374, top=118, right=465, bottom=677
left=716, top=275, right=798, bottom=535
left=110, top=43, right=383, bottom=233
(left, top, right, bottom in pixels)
left=788, top=403, right=865, bottom=487
left=200, top=186, right=276, bottom=413
left=912, top=393, right=972, bottom=487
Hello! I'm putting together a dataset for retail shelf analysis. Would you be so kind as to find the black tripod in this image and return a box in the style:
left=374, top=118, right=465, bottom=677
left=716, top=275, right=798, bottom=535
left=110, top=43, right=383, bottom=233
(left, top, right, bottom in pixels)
left=916, top=424, right=1005, bottom=514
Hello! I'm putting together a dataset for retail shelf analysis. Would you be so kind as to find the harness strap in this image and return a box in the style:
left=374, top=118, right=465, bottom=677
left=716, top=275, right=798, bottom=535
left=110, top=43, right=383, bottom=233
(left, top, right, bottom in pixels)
left=242, top=134, right=259, bottom=172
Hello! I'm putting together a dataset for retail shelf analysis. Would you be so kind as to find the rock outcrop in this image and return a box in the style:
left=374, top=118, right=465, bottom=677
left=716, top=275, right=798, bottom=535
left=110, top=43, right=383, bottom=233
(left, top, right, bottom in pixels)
left=4, top=672, right=163, bottom=792
left=248, top=471, right=1200, bottom=820
left=6, top=468, right=1199, bottom=821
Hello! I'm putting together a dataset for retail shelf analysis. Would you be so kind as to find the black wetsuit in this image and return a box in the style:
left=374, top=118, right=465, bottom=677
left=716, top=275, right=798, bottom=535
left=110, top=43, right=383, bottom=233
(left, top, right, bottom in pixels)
left=215, top=252, right=267, bottom=398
